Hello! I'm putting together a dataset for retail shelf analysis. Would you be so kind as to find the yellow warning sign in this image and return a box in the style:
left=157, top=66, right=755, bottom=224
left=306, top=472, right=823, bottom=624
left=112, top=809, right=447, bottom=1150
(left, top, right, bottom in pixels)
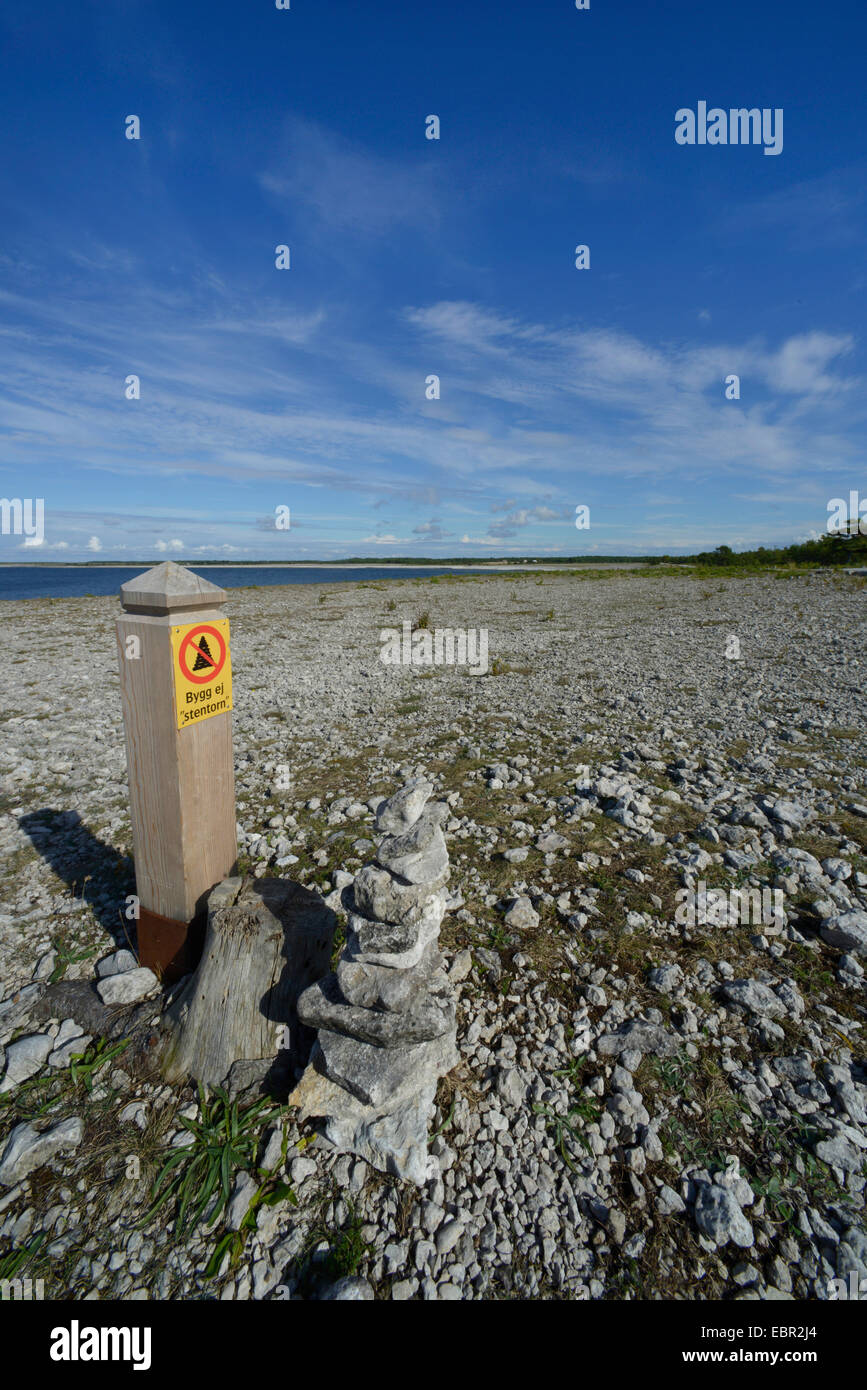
left=170, top=618, right=233, bottom=730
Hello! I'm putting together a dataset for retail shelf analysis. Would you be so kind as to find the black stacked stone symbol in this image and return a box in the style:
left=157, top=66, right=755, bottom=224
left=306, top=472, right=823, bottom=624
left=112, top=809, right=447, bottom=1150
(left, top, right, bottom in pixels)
left=192, top=635, right=215, bottom=672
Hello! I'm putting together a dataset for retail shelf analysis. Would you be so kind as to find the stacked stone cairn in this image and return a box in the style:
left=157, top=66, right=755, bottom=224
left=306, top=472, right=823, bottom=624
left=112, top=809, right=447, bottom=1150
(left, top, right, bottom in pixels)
left=290, top=780, right=458, bottom=1185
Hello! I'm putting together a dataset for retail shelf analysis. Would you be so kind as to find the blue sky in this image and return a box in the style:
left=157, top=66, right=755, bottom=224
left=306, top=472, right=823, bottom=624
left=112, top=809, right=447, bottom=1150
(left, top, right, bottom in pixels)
left=1, top=0, right=865, bottom=560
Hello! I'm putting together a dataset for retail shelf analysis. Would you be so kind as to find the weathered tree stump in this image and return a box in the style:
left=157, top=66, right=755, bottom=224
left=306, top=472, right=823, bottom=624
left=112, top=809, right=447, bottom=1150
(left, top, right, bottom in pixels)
left=159, top=876, right=335, bottom=1090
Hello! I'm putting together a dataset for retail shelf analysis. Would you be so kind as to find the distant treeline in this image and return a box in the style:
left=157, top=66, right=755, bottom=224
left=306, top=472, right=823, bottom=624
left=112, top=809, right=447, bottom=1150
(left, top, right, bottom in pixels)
left=647, top=532, right=867, bottom=569
left=8, top=556, right=642, bottom=567
left=6, top=533, right=866, bottom=568
left=334, top=556, right=641, bottom=566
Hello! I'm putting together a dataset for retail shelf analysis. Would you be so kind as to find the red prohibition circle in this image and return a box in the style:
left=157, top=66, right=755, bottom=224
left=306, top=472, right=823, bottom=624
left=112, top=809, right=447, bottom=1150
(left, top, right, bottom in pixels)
left=178, top=624, right=227, bottom=684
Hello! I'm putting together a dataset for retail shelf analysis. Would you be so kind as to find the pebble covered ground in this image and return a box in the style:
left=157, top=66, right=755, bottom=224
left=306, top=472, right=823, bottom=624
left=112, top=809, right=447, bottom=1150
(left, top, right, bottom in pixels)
left=1, top=565, right=866, bottom=1301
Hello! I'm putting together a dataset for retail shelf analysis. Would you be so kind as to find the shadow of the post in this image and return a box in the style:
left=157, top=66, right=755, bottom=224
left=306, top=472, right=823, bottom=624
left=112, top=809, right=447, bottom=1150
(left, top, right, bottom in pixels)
left=18, top=807, right=138, bottom=955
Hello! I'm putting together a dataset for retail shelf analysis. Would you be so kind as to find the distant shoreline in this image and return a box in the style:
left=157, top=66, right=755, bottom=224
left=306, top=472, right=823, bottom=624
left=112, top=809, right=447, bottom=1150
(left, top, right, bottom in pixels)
left=0, top=560, right=641, bottom=572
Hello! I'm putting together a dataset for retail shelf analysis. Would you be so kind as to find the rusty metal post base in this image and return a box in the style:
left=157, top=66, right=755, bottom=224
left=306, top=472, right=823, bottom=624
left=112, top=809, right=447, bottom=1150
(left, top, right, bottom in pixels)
left=137, top=905, right=205, bottom=985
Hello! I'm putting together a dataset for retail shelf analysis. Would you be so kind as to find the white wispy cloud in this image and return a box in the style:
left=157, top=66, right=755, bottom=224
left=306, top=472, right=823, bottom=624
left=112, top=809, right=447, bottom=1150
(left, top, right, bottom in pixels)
left=721, top=164, right=867, bottom=250
left=0, top=246, right=863, bottom=558
left=412, top=520, right=454, bottom=540
left=259, top=118, right=443, bottom=237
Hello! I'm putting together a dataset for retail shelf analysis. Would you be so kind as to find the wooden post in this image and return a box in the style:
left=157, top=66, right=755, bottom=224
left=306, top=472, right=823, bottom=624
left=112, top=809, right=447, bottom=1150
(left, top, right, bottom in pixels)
left=115, top=561, right=238, bottom=982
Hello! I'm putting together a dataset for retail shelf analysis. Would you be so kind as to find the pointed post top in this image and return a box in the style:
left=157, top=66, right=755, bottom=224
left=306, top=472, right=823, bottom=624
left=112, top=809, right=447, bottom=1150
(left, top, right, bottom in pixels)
left=120, top=561, right=228, bottom=615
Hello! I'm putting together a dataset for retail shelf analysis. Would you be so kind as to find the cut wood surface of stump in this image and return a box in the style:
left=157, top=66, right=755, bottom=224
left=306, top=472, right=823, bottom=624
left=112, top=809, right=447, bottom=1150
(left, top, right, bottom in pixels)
left=159, top=876, right=335, bottom=1090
